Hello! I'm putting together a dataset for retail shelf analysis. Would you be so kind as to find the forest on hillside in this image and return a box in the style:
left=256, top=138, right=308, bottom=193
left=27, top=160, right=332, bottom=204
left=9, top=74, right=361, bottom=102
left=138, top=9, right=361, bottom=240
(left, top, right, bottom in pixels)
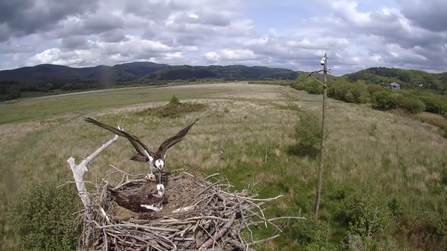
left=345, top=67, right=447, bottom=92
left=137, top=65, right=300, bottom=81
left=0, top=64, right=301, bottom=101
left=1, top=66, right=447, bottom=102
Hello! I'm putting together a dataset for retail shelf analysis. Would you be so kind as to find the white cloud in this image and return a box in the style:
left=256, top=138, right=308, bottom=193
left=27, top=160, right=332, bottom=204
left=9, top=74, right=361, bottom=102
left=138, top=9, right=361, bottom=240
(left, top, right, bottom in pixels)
left=27, top=48, right=61, bottom=65
left=184, top=46, right=198, bottom=52
left=203, top=51, right=221, bottom=62
left=330, top=0, right=372, bottom=24
left=220, top=49, right=255, bottom=60
left=0, top=0, right=446, bottom=75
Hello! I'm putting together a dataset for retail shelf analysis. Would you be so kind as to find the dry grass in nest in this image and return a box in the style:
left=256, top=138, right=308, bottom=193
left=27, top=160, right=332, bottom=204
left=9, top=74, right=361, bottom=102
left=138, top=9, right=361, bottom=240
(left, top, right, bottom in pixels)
left=79, top=166, right=304, bottom=251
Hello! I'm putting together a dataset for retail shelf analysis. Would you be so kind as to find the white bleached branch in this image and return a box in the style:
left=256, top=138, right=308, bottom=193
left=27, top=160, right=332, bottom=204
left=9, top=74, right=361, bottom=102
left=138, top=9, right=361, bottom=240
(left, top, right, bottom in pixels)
left=67, top=134, right=119, bottom=209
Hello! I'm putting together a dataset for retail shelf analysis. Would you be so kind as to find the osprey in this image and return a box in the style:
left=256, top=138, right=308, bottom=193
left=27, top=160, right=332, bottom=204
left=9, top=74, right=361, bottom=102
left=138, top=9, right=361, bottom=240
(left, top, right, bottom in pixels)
left=108, top=184, right=165, bottom=212
left=84, top=117, right=198, bottom=184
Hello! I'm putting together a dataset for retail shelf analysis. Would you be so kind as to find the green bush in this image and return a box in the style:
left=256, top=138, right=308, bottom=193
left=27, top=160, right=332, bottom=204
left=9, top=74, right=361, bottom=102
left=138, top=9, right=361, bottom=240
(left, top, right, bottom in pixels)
left=306, top=81, right=323, bottom=94
left=284, top=216, right=338, bottom=250
left=372, top=91, right=399, bottom=110
left=169, top=94, right=181, bottom=105
left=399, top=97, right=425, bottom=114
left=437, top=217, right=447, bottom=237
left=367, top=84, right=387, bottom=95
left=420, top=96, right=447, bottom=116
left=136, top=95, right=207, bottom=118
left=292, top=75, right=323, bottom=94
left=335, top=190, right=394, bottom=250
left=387, top=198, right=405, bottom=221
left=328, top=182, right=355, bottom=201
left=291, top=109, right=322, bottom=156
left=344, top=91, right=356, bottom=103
left=328, top=79, right=369, bottom=103
left=7, top=181, right=81, bottom=251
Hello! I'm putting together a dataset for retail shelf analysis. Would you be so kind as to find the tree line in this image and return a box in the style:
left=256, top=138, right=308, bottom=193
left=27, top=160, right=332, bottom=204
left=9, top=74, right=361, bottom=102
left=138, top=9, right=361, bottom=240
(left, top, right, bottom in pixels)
left=0, top=80, right=104, bottom=101
left=292, top=75, right=447, bottom=116
left=345, top=67, right=447, bottom=92
left=291, top=75, right=447, bottom=138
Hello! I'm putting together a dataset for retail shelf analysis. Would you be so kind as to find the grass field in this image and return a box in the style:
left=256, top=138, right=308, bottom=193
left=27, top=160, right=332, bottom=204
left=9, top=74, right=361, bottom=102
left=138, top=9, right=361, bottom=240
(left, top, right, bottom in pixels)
left=1, top=82, right=447, bottom=250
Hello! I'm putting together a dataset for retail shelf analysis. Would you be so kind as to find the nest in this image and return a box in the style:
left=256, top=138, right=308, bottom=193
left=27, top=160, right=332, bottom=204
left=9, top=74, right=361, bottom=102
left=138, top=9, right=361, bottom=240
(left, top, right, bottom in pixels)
left=79, top=167, right=304, bottom=250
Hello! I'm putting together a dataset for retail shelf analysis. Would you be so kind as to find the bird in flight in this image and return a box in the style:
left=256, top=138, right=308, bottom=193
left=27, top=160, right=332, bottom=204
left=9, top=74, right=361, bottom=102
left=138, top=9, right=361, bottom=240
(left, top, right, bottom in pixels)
left=84, top=117, right=198, bottom=185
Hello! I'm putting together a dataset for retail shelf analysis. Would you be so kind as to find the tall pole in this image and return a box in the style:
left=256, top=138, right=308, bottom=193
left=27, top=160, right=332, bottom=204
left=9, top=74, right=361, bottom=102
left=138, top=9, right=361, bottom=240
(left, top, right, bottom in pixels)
left=313, top=53, right=327, bottom=218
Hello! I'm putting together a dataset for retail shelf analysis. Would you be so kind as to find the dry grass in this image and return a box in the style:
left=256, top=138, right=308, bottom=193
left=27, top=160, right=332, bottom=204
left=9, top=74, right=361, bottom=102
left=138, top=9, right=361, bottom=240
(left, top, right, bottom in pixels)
left=0, top=83, right=302, bottom=249
left=326, top=101, right=447, bottom=211
left=0, top=83, right=296, bottom=196
left=1, top=83, right=447, bottom=250
left=414, top=112, right=447, bottom=129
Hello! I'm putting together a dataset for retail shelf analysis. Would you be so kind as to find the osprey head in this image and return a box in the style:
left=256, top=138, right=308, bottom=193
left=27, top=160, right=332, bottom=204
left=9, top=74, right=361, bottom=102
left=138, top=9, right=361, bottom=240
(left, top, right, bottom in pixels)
left=154, top=159, right=164, bottom=171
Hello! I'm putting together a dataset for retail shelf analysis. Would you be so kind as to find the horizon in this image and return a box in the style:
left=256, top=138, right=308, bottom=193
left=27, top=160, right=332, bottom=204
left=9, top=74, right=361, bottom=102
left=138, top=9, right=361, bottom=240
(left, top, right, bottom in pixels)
left=1, top=61, right=445, bottom=77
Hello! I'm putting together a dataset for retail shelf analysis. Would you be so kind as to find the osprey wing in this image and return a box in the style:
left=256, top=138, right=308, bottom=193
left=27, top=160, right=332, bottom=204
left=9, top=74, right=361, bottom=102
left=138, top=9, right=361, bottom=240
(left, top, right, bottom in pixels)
left=156, top=119, right=198, bottom=158
left=84, top=117, right=151, bottom=157
left=130, top=153, right=150, bottom=162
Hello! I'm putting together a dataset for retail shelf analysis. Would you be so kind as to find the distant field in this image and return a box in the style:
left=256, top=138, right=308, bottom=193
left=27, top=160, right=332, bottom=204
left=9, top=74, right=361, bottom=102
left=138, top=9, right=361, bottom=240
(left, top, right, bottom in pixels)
left=0, top=82, right=303, bottom=124
left=1, top=82, right=446, bottom=250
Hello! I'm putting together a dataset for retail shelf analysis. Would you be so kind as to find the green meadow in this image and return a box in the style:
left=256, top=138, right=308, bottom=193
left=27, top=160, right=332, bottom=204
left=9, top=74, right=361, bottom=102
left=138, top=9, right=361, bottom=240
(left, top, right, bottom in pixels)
left=1, top=82, right=446, bottom=250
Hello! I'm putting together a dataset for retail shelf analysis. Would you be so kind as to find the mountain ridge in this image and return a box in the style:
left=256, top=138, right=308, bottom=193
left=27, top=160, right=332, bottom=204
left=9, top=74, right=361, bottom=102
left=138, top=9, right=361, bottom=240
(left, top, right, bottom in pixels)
left=1, top=63, right=446, bottom=102
left=0, top=62, right=169, bottom=84
left=0, top=62, right=304, bottom=84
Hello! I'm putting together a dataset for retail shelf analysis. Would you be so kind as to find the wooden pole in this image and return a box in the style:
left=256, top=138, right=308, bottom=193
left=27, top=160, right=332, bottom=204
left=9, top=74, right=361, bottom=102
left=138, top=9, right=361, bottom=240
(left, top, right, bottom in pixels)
left=314, top=53, right=328, bottom=218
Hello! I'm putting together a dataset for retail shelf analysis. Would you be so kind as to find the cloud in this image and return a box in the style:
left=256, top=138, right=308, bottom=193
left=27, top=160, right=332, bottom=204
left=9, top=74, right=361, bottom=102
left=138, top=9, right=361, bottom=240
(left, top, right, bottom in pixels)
left=399, top=0, right=447, bottom=32
left=26, top=35, right=178, bottom=67
left=0, top=0, right=446, bottom=75
left=171, top=10, right=231, bottom=27
left=305, top=0, right=447, bottom=74
left=203, top=49, right=256, bottom=63
left=49, top=12, right=124, bottom=40
left=0, top=0, right=99, bottom=41
left=61, top=36, right=90, bottom=50
left=82, top=13, right=124, bottom=34
left=203, top=51, right=220, bottom=62
left=0, top=24, right=9, bottom=42
left=123, top=0, right=173, bottom=21
left=0, top=1, right=34, bottom=25
left=99, top=30, right=127, bottom=43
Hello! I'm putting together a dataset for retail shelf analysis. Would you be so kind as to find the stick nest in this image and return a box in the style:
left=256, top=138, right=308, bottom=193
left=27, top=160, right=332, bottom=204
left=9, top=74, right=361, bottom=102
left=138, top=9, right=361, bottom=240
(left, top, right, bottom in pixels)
left=80, top=168, right=303, bottom=250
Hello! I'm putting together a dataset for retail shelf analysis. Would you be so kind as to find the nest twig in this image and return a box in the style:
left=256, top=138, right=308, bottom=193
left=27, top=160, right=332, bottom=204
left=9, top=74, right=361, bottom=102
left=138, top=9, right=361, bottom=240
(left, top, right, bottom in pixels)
left=78, top=168, right=305, bottom=250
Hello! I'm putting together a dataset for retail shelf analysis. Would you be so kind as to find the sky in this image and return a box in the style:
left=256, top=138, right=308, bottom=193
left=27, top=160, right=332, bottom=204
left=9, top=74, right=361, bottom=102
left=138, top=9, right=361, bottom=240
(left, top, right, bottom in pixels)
left=0, top=0, right=446, bottom=76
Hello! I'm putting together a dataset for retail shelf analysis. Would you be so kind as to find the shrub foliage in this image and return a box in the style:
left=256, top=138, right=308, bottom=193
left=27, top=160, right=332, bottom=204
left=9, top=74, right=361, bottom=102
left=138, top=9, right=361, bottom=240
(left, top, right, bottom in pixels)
left=7, top=181, right=81, bottom=251
left=291, top=109, right=322, bottom=156
left=371, top=91, right=399, bottom=110
left=137, top=95, right=207, bottom=118
left=291, top=75, right=323, bottom=94
left=293, top=75, right=447, bottom=119
left=328, top=79, right=369, bottom=103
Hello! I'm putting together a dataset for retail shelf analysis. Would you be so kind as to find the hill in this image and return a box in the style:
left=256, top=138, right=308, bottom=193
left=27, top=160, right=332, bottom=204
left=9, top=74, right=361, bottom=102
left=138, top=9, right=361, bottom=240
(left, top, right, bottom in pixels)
left=0, top=63, right=304, bottom=101
left=0, top=62, right=299, bottom=101
left=0, top=63, right=301, bottom=84
left=343, top=67, right=447, bottom=92
left=0, top=62, right=169, bottom=84
left=139, top=64, right=303, bottom=81
left=2, top=63, right=447, bottom=102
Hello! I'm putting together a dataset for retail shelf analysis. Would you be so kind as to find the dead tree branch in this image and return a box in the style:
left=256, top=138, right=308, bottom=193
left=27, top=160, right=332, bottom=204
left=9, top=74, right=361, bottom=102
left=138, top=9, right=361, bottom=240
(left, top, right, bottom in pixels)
left=67, top=134, right=119, bottom=209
